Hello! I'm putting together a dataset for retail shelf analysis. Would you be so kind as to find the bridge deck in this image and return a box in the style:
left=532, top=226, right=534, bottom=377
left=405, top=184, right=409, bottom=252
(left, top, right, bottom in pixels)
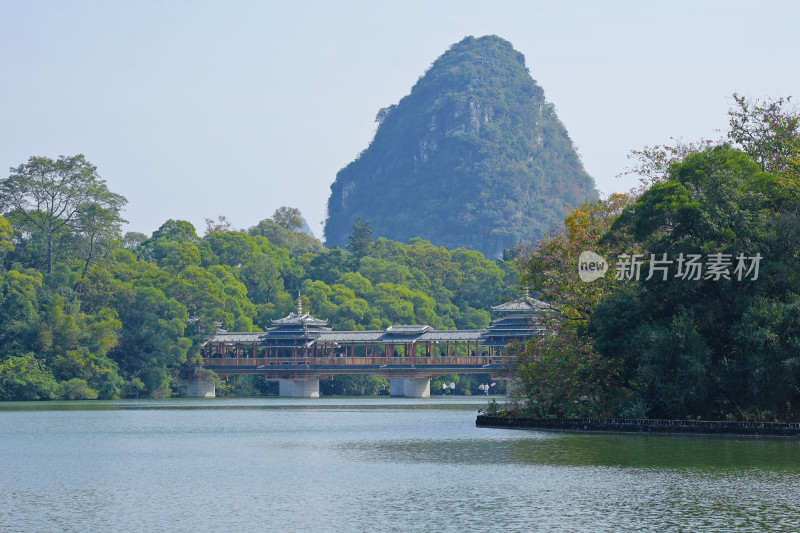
left=199, top=355, right=511, bottom=378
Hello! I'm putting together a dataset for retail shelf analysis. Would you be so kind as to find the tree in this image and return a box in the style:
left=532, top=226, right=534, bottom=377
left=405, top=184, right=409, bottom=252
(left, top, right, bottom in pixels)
left=249, top=216, right=323, bottom=255
left=204, top=215, right=232, bottom=235
left=75, top=198, right=127, bottom=278
left=0, top=155, right=127, bottom=273
left=347, top=217, right=373, bottom=266
left=122, top=232, right=148, bottom=251
left=272, top=206, right=303, bottom=230
left=517, top=194, right=634, bottom=321
left=618, top=138, right=716, bottom=189
left=590, top=145, right=789, bottom=419
left=728, top=94, right=799, bottom=174
left=622, top=95, right=799, bottom=191
left=511, top=318, right=620, bottom=418
left=145, top=219, right=199, bottom=245
left=109, top=285, right=192, bottom=396
left=0, top=354, right=59, bottom=400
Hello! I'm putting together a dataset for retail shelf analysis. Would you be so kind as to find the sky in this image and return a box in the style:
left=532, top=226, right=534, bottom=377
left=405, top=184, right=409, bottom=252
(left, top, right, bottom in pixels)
left=1, top=0, right=798, bottom=240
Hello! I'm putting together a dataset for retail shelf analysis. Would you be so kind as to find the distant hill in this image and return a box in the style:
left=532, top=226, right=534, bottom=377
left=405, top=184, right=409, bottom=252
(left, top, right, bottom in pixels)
left=298, top=215, right=315, bottom=238
left=324, top=35, right=597, bottom=258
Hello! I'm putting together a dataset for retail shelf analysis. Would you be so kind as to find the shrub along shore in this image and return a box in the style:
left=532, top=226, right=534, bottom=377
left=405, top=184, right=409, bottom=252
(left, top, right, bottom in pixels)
left=476, top=415, right=800, bottom=437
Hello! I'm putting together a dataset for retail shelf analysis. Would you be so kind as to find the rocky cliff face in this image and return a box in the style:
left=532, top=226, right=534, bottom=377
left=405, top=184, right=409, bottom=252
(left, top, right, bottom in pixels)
left=325, top=35, right=597, bottom=258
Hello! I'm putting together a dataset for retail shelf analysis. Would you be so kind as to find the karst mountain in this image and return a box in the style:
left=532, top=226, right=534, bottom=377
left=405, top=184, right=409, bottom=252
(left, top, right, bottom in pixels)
left=324, top=35, right=597, bottom=258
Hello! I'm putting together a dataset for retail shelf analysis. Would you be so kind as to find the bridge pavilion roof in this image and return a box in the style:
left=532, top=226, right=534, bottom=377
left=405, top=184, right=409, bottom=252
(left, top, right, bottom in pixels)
left=482, top=295, right=549, bottom=347
left=490, top=295, right=550, bottom=313
left=270, top=312, right=329, bottom=327
left=205, top=294, right=548, bottom=349
left=419, top=329, right=485, bottom=342
left=313, top=327, right=485, bottom=346
left=206, top=331, right=265, bottom=344
left=262, top=298, right=332, bottom=348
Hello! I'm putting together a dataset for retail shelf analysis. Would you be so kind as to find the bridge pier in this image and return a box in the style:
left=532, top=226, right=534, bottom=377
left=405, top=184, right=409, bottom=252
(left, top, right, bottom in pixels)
left=279, top=378, right=320, bottom=398
left=184, top=379, right=216, bottom=398
left=390, top=377, right=431, bottom=398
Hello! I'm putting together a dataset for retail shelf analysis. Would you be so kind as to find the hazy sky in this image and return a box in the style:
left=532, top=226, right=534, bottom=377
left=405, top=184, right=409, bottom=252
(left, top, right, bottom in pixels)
left=1, top=0, right=798, bottom=240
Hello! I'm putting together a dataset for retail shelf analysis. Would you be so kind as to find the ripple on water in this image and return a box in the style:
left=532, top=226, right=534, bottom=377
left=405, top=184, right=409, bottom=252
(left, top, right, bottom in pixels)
left=1, top=399, right=799, bottom=532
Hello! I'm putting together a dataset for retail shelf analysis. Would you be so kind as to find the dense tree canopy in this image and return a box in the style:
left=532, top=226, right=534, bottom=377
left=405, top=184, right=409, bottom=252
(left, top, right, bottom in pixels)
left=0, top=161, right=518, bottom=399
left=510, top=95, right=800, bottom=422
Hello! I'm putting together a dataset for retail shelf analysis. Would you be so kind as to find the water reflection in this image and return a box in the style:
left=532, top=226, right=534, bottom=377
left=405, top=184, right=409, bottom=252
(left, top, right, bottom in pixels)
left=2, top=398, right=799, bottom=532
left=345, top=430, right=800, bottom=471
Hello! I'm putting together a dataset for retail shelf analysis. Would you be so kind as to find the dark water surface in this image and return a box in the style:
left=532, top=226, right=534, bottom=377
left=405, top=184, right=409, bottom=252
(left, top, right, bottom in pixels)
left=1, top=398, right=799, bottom=532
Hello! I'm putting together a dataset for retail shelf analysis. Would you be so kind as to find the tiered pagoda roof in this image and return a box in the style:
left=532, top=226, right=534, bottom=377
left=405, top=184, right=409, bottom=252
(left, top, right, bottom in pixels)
left=481, top=295, right=549, bottom=347
left=263, top=296, right=332, bottom=349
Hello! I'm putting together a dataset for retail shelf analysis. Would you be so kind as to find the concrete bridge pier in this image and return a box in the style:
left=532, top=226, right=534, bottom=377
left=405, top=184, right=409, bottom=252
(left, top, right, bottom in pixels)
left=184, top=379, right=216, bottom=398
left=390, top=377, right=431, bottom=398
left=279, top=378, right=320, bottom=398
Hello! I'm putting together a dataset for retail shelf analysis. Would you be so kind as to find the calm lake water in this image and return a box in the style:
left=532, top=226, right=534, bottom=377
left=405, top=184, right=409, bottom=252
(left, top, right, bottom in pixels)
left=1, top=398, right=799, bottom=532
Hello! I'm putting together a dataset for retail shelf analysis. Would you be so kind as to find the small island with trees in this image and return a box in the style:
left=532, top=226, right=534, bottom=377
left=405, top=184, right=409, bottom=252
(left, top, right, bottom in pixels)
left=481, top=94, right=800, bottom=431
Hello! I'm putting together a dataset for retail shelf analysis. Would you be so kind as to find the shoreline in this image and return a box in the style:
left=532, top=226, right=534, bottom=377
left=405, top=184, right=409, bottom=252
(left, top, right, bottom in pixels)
left=476, top=414, right=800, bottom=437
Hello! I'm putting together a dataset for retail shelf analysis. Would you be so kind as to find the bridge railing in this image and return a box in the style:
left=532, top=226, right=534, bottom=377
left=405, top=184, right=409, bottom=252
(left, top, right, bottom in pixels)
left=199, top=355, right=511, bottom=367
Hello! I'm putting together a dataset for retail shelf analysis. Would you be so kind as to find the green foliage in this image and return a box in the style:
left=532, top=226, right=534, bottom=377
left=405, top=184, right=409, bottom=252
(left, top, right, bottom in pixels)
left=0, top=214, right=13, bottom=258
left=325, top=35, right=597, bottom=258
left=635, top=312, right=713, bottom=419
left=320, top=375, right=388, bottom=396
left=110, top=285, right=191, bottom=394
left=59, top=378, right=99, bottom=400
left=0, top=160, right=522, bottom=401
left=732, top=296, right=800, bottom=416
left=51, top=349, right=123, bottom=399
left=145, top=219, right=199, bottom=244
left=590, top=145, right=800, bottom=420
left=0, top=154, right=127, bottom=274
left=215, top=375, right=277, bottom=397
left=727, top=93, right=799, bottom=174
left=512, top=95, right=800, bottom=422
left=347, top=217, right=373, bottom=266
left=512, top=320, right=620, bottom=418
left=248, top=207, right=323, bottom=255
left=0, top=268, right=43, bottom=358
left=272, top=206, right=303, bottom=230
left=0, top=354, right=59, bottom=400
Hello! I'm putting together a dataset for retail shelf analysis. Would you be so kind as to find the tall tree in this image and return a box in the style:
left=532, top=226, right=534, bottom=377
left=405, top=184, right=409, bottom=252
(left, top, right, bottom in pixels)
left=272, top=206, right=303, bottom=230
left=204, top=215, right=231, bottom=235
left=76, top=196, right=127, bottom=278
left=728, top=94, right=799, bottom=174
left=145, top=219, right=199, bottom=245
left=347, top=217, right=373, bottom=265
left=0, top=155, right=126, bottom=273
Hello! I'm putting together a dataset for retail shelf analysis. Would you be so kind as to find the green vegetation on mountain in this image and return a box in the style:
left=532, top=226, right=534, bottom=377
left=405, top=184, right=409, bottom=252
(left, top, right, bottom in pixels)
left=325, top=35, right=597, bottom=258
left=0, top=165, right=517, bottom=399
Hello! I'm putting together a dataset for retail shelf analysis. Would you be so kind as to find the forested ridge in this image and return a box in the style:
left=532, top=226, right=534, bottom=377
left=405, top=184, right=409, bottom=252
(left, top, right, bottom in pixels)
left=325, top=35, right=597, bottom=258
left=0, top=173, right=518, bottom=400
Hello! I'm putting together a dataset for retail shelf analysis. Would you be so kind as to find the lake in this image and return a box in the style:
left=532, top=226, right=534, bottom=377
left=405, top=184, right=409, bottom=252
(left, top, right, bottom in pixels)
left=1, top=397, right=799, bottom=532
